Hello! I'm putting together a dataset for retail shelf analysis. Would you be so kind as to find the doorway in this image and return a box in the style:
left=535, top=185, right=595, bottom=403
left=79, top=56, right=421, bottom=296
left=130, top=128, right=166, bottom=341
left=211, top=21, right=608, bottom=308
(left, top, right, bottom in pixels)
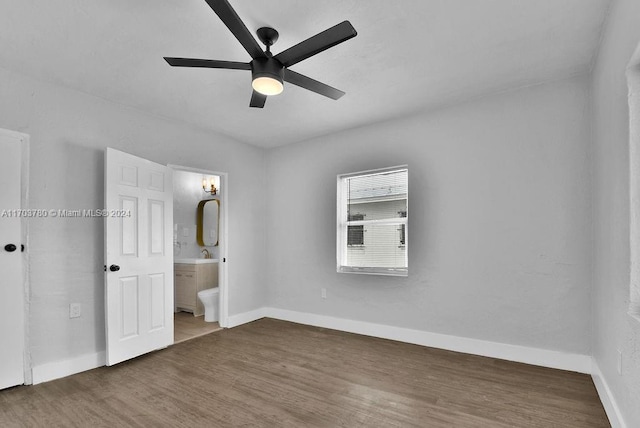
left=170, top=165, right=228, bottom=343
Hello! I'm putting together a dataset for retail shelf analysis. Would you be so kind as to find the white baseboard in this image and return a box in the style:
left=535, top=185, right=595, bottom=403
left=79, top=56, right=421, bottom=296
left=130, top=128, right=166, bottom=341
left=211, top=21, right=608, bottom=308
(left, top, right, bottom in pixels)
left=226, top=307, right=268, bottom=328
left=31, top=351, right=106, bottom=385
left=28, top=308, right=266, bottom=385
left=263, top=307, right=592, bottom=374
left=26, top=308, right=594, bottom=392
left=591, top=360, right=627, bottom=428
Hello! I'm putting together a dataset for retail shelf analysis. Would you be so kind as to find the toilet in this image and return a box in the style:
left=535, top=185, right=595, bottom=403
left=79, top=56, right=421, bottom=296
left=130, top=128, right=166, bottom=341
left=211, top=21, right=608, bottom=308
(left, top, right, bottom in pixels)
left=197, top=287, right=219, bottom=322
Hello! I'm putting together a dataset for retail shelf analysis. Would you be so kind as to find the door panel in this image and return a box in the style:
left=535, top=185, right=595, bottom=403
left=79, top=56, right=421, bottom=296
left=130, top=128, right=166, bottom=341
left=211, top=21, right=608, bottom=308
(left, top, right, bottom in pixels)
left=119, top=276, right=139, bottom=339
left=121, top=197, right=138, bottom=256
left=149, top=200, right=164, bottom=255
left=105, top=148, right=173, bottom=365
left=149, top=273, right=166, bottom=331
left=0, top=131, right=25, bottom=389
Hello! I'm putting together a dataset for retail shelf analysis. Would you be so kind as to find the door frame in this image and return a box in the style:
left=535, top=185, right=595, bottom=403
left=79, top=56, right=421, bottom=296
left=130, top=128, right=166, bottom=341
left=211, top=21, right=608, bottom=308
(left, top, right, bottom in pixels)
left=168, top=165, right=229, bottom=327
left=0, top=127, right=31, bottom=385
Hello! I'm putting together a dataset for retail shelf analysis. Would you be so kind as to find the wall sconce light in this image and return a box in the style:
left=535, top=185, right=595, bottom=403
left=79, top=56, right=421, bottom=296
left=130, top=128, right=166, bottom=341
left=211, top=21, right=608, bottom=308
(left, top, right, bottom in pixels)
left=202, top=176, right=218, bottom=195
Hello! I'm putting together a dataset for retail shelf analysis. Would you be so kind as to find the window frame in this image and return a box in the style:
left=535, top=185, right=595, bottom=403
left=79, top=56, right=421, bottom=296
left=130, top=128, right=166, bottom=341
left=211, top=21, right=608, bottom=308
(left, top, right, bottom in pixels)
left=336, top=165, right=408, bottom=276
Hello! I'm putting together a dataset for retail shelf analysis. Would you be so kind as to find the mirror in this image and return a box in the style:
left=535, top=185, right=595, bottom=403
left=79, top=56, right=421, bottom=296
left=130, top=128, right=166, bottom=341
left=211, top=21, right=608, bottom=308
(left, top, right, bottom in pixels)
left=197, top=199, right=219, bottom=246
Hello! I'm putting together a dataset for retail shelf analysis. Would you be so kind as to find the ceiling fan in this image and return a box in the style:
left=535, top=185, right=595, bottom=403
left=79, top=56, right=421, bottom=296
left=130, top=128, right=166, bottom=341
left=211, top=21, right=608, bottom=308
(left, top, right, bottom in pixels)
left=164, top=0, right=357, bottom=108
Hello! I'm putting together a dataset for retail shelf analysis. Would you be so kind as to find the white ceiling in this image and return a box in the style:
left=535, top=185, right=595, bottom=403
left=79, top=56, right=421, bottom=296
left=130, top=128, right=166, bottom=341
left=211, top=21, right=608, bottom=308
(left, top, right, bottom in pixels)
left=0, top=0, right=610, bottom=148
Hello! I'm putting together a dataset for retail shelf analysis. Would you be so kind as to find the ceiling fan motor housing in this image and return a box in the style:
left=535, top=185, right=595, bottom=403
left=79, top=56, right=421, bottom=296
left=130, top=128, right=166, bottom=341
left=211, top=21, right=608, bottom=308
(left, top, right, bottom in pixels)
left=251, top=57, right=284, bottom=84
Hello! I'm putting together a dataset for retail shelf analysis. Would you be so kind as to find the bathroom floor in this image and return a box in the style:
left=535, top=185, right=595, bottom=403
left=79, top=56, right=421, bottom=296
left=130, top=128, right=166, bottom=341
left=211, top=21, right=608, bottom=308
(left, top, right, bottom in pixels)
left=173, top=311, right=222, bottom=344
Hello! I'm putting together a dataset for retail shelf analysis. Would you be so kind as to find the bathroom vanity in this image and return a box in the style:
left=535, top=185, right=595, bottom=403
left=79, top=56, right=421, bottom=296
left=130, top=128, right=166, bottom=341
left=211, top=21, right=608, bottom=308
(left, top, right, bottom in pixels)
left=174, top=259, right=218, bottom=316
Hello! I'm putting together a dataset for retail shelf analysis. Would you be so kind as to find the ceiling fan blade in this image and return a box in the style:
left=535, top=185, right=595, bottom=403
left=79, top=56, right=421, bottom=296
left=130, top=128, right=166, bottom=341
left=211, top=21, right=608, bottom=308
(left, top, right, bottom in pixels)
left=284, top=69, right=345, bottom=100
left=249, top=90, right=267, bottom=108
left=164, top=57, right=251, bottom=70
left=204, top=0, right=266, bottom=59
left=274, top=21, right=357, bottom=68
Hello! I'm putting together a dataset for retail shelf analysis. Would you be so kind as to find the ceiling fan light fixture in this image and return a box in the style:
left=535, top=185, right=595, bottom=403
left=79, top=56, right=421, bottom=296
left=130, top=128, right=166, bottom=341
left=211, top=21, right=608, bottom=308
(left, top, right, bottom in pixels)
left=251, top=57, right=285, bottom=96
left=252, top=76, right=283, bottom=96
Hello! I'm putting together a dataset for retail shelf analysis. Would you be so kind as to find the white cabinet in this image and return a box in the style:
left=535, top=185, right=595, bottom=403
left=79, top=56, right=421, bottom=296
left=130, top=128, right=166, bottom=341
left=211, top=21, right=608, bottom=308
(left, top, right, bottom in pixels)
left=174, top=262, right=218, bottom=316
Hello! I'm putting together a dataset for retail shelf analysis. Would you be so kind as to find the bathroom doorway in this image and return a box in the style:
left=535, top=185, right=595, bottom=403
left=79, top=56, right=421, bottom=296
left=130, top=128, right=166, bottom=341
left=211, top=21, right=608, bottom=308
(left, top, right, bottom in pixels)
left=169, top=165, right=228, bottom=343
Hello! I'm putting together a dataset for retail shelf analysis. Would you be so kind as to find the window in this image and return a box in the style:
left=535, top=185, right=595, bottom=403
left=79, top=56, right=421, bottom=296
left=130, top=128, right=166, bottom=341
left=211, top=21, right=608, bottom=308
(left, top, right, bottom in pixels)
left=337, top=166, right=408, bottom=276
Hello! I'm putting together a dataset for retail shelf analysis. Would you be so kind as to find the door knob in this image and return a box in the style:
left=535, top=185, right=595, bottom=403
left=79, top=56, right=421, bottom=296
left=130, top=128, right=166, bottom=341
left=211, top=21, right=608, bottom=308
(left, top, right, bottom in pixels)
left=109, top=264, right=120, bottom=272
left=4, top=244, right=17, bottom=252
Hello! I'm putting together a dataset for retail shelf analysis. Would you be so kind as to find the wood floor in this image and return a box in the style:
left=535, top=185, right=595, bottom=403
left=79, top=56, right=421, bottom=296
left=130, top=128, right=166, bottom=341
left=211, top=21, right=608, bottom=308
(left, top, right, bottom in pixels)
left=0, top=319, right=609, bottom=427
left=174, top=311, right=221, bottom=344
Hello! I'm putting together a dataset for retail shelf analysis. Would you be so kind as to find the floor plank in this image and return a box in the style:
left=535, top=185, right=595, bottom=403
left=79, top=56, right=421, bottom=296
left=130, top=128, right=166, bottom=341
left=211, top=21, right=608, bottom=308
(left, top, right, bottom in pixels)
left=0, top=319, right=609, bottom=427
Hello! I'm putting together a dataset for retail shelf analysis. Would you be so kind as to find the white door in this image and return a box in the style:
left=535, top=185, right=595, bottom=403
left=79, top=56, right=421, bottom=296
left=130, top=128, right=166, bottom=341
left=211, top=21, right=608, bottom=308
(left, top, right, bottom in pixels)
left=0, top=131, right=25, bottom=389
left=104, top=148, right=173, bottom=365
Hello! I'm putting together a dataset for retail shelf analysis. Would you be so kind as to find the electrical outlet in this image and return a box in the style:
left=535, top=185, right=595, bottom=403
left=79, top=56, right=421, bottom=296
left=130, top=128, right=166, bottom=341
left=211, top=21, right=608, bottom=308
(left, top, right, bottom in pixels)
left=321, top=288, right=327, bottom=299
left=69, top=303, right=81, bottom=319
left=617, top=350, right=622, bottom=375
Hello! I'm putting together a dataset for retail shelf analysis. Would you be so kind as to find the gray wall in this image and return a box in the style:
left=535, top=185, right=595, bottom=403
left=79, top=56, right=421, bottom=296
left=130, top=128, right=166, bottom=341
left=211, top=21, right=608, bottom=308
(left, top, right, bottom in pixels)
left=591, top=0, right=640, bottom=425
left=0, top=65, right=267, bottom=368
left=266, top=75, right=593, bottom=354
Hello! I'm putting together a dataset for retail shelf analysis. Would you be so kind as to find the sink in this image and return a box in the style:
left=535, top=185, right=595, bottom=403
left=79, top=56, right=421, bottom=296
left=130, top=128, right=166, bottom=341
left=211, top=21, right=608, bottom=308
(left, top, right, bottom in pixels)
left=174, top=258, right=218, bottom=264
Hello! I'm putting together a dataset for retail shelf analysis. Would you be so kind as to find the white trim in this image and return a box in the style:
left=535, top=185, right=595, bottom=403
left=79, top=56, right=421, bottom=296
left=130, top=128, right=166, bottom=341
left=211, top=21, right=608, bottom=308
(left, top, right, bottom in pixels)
left=20, top=133, right=31, bottom=385
left=338, top=165, right=409, bottom=180
left=591, top=359, right=627, bottom=428
left=263, top=307, right=592, bottom=374
left=31, top=352, right=106, bottom=385
left=0, top=128, right=29, bottom=140
left=226, top=308, right=268, bottom=328
left=219, top=173, right=229, bottom=327
left=347, top=218, right=408, bottom=227
left=626, top=41, right=640, bottom=323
